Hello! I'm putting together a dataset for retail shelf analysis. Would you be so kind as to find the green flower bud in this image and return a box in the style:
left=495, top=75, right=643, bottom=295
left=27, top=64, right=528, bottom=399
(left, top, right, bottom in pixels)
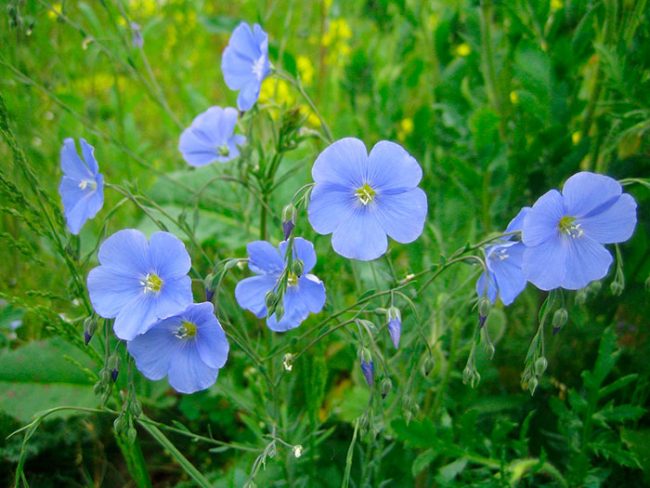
left=552, top=308, right=568, bottom=329
left=534, top=357, right=548, bottom=376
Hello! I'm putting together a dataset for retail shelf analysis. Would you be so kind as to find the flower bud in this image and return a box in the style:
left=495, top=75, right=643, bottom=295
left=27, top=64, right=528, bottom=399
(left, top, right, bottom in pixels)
left=127, top=425, right=137, bottom=445
left=527, top=376, right=538, bottom=395
left=291, top=259, right=304, bottom=277
left=265, top=290, right=278, bottom=310
left=387, top=307, right=402, bottom=349
left=129, top=400, right=142, bottom=418
left=108, top=353, right=119, bottom=383
left=462, top=364, right=481, bottom=388
left=552, top=308, right=568, bottom=334
left=478, top=297, right=491, bottom=322
left=380, top=377, right=392, bottom=398
left=421, top=355, right=435, bottom=377
left=360, top=358, right=374, bottom=387
left=534, top=357, right=548, bottom=376
left=83, top=316, right=98, bottom=345
left=610, top=279, right=624, bottom=296
left=282, top=204, right=297, bottom=240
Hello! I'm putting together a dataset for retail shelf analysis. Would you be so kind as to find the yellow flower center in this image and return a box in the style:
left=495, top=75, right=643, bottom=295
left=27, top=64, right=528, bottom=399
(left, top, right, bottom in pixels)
left=558, top=216, right=584, bottom=238
left=142, top=273, right=163, bottom=294
left=355, top=183, right=376, bottom=205
left=287, top=272, right=298, bottom=287
left=175, top=320, right=197, bottom=339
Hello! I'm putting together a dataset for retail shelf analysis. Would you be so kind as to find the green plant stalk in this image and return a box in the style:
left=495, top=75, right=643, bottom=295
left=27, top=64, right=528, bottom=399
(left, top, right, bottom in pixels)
left=479, top=0, right=505, bottom=139
left=115, top=433, right=152, bottom=488
left=139, top=420, right=213, bottom=488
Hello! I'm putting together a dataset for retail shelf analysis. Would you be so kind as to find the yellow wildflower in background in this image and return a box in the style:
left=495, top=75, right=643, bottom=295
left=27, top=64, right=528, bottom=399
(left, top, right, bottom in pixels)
left=322, top=18, right=352, bottom=67
left=297, top=56, right=315, bottom=87
left=397, top=118, right=414, bottom=142
left=47, top=3, right=62, bottom=20
left=259, top=78, right=295, bottom=107
left=510, top=91, right=519, bottom=104
left=550, top=0, right=563, bottom=12
left=455, top=43, right=471, bottom=57
left=572, top=131, right=581, bottom=145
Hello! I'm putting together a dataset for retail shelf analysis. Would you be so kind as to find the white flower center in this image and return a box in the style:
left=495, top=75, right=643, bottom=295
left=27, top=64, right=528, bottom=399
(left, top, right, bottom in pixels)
left=493, top=248, right=509, bottom=261
left=78, top=179, right=97, bottom=191
left=252, top=54, right=266, bottom=81
left=559, top=216, right=584, bottom=239
left=355, top=183, right=376, bottom=205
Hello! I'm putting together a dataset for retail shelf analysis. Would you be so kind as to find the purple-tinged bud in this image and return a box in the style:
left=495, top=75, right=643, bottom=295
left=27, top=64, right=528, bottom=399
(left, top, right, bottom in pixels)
left=552, top=308, right=568, bottom=335
left=130, top=22, right=143, bottom=48
left=478, top=297, right=491, bottom=327
left=386, top=307, right=401, bottom=349
left=361, top=360, right=374, bottom=386
left=83, top=316, right=98, bottom=345
left=282, top=204, right=297, bottom=240
left=108, top=353, right=119, bottom=382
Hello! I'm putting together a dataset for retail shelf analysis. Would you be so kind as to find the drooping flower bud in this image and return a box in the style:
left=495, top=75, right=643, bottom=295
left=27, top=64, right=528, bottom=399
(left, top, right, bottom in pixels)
left=552, top=308, right=568, bottom=335
left=291, top=259, right=304, bottom=277
left=534, top=357, right=548, bottom=376
left=83, top=316, right=98, bottom=345
left=380, top=377, right=392, bottom=398
left=360, top=349, right=374, bottom=386
left=478, top=297, right=491, bottom=327
left=282, top=204, right=297, bottom=240
left=386, top=307, right=401, bottom=349
left=108, top=352, right=119, bottom=382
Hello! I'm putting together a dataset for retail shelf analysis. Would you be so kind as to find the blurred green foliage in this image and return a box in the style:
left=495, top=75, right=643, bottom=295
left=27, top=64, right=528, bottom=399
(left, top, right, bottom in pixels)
left=1, top=0, right=649, bottom=486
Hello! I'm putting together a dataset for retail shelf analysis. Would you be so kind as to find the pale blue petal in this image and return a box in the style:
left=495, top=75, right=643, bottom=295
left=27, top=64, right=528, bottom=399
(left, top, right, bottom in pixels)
left=237, top=81, right=261, bottom=111
left=127, top=322, right=180, bottom=380
left=523, top=237, right=568, bottom=291
left=79, top=138, right=99, bottom=174
left=247, top=240, right=283, bottom=274
left=490, top=243, right=526, bottom=305
left=297, top=274, right=326, bottom=313
left=331, top=207, right=387, bottom=261
left=149, top=232, right=191, bottom=279
left=222, top=47, right=255, bottom=90
left=476, top=271, right=498, bottom=303
left=522, top=190, right=565, bottom=247
left=98, top=229, right=151, bottom=276
left=179, top=129, right=218, bottom=166
left=267, top=286, right=310, bottom=332
left=60, top=138, right=92, bottom=180
left=388, top=318, right=401, bottom=348
left=87, top=266, right=142, bottom=317
left=235, top=275, right=277, bottom=318
left=154, top=275, right=194, bottom=321
left=113, top=293, right=158, bottom=340
left=278, top=237, right=317, bottom=273
left=505, top=207, right=530, bottom=234
left=308, top=182, right=356, bottom=235
left=562, top=172, right=622, bottom=218
left=311, top=137, right=367, bottom=188
left=579, top=194, right=637, bottom=244
left=562, top=236, right=613, bottom=290
left=374, top=188, right=427, bottom=243
left=168, top=344, right=219, bottom=394
left=367, top=141, right=422, bottom=192
left=191, top=302, right=229, bottom=369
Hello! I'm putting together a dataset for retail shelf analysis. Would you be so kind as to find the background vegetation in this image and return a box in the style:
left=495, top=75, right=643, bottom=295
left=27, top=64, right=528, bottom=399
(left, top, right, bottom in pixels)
left=1, top=0, right=649, bottom=486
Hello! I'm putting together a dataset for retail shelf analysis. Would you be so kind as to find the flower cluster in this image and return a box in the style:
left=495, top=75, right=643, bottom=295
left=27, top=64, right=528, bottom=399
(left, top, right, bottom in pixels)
left=59, top=19, right=639, bottom=400
left=477, top=172, right=637, bottom=306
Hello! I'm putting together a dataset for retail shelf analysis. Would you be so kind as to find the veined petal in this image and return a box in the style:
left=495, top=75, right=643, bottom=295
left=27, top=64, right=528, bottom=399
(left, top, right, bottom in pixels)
left=579, top=193, right=637, bottom=244
left=331, top=207, right=388, bottom=261
left=222, top=48, right=256, bottom=89
left=237, top=81, right=261, bottom=111
left=149, top=232, right=192, bottom=279
left=297, top=274, right=326, bottom=313
left=179, top=129, right=218, bottom=167
left=235, top=275, right=277, bottom=318
left=522, top=190, right=565, bottom=247
left=367, top=141, right=422, bottom=191
left=308, top=182, right=356, bottom=235
left=184, top=302, right=229, bottom=370
left=226, top=23, right=260, bottom=62
left=61, top=138, right=93, bottom=180
left=267, top=286, right=310, bottom=332
left=374, top=188, right=427, bottom=243
left=98, top=229, right=151, bottom=276
left=168, top=344, right=219, bottom=394
left=562, top=236, right=613, bottom=290
left=476, top=271, right=498, bottom=303
left=505, top=207, right=530, bottom=234
left=311, top=137, right=367, bottom=188
left=247, top=240, right=283, bottom=274
left=490, top=243, right=526, bottom=305
left=154, top=275, right=194, bottom=321
left=87, top=266, right=142, bottom=317
left=113, top=293, right=158, bottom=340
left=523, top=237, right=567, bottom=291
left=562, top=172, right=622, bottom=218
left=278, top=237, right=317, bottom=273
left=79, top=138, right=99, bottom=175
left=127, top=323, right=180, bottom=380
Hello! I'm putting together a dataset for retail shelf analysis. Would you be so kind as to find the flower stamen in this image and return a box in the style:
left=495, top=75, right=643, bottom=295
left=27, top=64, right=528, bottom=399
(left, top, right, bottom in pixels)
left=355, top=183, right=376, bottom=205
left=287, top=272, right=298, bottom=287
left=175, top=320, right=197, bottom=339
left=78, top=179, right=97, bottom=191
left=252, top=54, right=266, bottom=80
left=558, top=216, right=584, bottom=239
left=141, top=273, right=163, bottom=294
left=217, top=144, right=230, bottom=157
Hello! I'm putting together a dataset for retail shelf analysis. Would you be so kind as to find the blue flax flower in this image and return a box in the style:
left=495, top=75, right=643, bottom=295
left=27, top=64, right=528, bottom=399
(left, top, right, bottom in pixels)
left=476, top=207, right=530, bottom=305
left=522, top=172, right=637, bottom=290
left=58, top=138, right=104, bottom=235
left=235, top=238, right=326, bottom=332
left=222, top=22, right=271, bottom=111
left=179, top=106, right=246, bottom=167
left=87, top=229, right=193, bottom=340
left=308, top=138, right=428, bottom=261
left=128, top=302, right=229, bottom=394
